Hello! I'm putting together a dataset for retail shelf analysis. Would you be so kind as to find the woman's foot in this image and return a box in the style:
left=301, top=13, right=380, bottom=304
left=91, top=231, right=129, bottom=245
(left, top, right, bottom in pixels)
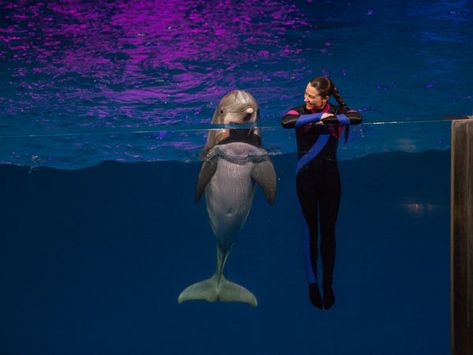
left=323, top=284, right=335, bottom=309
left=309, top=283, right=323, bottom=309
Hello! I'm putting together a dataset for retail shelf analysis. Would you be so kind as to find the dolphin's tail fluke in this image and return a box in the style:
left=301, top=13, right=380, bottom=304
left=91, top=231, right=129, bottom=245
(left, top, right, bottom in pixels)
left=178, top=245, right=257, bottom=306
left=178, top=274, right=258, bottom=307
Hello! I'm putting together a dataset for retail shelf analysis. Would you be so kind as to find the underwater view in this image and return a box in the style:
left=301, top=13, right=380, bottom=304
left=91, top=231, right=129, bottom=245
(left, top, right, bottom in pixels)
left=1, top=0, right=470, bottom=354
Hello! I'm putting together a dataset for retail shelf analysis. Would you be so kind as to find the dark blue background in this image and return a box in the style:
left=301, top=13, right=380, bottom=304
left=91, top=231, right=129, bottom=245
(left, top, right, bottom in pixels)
left=0, top=150, right=450, bottom=354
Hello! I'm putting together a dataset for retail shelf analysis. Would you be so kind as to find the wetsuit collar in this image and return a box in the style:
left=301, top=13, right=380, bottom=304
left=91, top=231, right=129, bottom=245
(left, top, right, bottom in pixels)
left=310, top=103, right=331, bottom=114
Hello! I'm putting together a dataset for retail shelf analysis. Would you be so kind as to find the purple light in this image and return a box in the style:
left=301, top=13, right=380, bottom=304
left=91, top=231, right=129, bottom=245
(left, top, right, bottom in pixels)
left=1, top=0, right=310, bottom=129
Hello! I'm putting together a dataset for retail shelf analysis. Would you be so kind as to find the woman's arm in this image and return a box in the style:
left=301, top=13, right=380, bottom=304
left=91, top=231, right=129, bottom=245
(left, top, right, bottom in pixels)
left=281, top=110, right=300, bottom=128
left=320, top=109, right=362, bottom=126
left=281, top=109, right=323, bottom=129
left=282, top=107, right=362, bottom=128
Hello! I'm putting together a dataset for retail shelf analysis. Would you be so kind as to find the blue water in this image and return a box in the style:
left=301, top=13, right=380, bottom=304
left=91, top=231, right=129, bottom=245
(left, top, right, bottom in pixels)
left=0, top=0, right=471, bottom=167
left=0, top=151, right=450, bottom=354
left=0, top=0, right=457, bottom=353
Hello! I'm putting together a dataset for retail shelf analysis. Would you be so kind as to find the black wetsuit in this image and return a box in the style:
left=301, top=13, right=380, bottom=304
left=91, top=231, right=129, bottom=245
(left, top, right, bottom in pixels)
left=281, top=103, right=362, bottom=308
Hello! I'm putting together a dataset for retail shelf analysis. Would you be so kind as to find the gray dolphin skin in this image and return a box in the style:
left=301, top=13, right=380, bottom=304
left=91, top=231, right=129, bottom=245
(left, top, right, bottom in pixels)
left=178, top=90, right=276, bottom=307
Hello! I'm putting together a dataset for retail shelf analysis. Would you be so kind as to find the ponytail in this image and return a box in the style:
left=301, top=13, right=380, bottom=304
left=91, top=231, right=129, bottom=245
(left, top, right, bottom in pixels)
left=331, top=83, right=347, bottom=108
left=328, top=79, right=350, bottom=143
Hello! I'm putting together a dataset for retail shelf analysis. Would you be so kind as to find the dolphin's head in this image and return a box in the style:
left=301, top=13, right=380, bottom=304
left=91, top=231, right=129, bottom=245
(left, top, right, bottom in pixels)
left=211, top=90, right=259, bottom=125
left=202, top=90, right=260, bottom=159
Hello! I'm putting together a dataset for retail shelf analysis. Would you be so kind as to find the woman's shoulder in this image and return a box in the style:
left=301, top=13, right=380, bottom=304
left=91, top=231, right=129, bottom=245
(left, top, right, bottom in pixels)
left=329, top=104, right=357, bottom=115
left=285, top=104, right=307, bottom=115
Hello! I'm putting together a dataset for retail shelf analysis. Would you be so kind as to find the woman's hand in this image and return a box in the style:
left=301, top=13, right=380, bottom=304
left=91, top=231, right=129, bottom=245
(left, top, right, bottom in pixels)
left=321, top=113, right=335, bottom=120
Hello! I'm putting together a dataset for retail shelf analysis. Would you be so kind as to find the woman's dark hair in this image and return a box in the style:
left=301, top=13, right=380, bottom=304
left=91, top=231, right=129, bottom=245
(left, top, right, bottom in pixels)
left=309, top=76, right=347, bottom=108
left=309, top=76, right=350, bottom=142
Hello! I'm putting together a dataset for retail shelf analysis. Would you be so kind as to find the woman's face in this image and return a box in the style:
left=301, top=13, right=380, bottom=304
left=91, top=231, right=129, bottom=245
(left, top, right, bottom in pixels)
left=304, top=83, right=328, bottom=111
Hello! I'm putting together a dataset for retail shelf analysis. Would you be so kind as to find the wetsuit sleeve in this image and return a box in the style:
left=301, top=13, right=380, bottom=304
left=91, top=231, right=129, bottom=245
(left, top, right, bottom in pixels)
left=281, top=109, right=300, bottom=128
left=294, top=113, right=323, bottom=127
left=320, top=108, right=362, bottom=126
left=281, top=109, right=323, bottom=129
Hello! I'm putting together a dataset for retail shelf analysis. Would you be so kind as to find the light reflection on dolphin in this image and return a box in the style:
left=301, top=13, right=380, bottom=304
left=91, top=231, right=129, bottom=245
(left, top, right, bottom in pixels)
left=178, top=90, right=276, bottom=307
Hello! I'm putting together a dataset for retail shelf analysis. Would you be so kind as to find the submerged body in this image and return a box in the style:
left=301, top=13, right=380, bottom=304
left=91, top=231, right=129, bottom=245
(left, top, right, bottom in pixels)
left=178, top=142, right=276, bottom=306
left=282, top=77, right=362, bottom=309
left=178, top=90, right=276, bottom=306
left=205, top=143, right=258, bottom=251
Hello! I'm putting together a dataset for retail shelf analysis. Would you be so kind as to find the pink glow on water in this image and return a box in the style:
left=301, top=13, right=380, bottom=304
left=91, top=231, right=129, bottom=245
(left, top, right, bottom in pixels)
left=1, top=0, right=310, bottom=131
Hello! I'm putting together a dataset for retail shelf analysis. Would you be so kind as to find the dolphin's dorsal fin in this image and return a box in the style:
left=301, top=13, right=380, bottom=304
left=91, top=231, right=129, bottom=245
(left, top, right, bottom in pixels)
left=251, top=160, right=277, bottom=205
left=195, top=159, right=218, bottom=202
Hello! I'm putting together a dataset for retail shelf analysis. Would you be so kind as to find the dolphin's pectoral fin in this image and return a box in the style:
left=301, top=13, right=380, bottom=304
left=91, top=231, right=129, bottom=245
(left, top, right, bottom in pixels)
left=218, top=277, right=258, bottom=307
left=195, top=159, right=218, bottom=202
left=251, top=160, right=277, bottom=205
left=178, top=275, right=258, bottom=307
left=178, top=276, right=219, bottom=303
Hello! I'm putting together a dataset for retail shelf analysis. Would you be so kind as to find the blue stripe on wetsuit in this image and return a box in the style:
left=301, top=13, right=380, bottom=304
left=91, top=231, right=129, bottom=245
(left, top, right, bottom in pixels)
left=337, top=114, right=350, bottom=125
left=294, top=113, right=323, bottom=128
left=296, top=134, right=330, bottom=173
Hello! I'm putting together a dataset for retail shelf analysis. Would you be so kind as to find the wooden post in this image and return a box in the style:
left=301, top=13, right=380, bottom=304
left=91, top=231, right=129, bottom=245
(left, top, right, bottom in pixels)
left=451, top=117, right=473, bottom=355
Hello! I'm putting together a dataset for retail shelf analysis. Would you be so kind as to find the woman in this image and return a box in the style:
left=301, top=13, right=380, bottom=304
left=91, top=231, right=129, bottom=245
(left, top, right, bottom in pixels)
left=281, top=77, right=362, bottom=309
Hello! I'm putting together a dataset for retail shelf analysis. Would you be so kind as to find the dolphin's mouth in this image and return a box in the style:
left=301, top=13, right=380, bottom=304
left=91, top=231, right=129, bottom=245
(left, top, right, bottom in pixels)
left=242, top=113, right=253, bottom=122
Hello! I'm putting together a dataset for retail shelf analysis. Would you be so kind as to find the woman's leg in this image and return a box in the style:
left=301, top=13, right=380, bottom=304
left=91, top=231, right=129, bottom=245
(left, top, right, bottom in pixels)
left=296, top=168, right=323, bottom=308
left=319, top=163, right=341, bottom=309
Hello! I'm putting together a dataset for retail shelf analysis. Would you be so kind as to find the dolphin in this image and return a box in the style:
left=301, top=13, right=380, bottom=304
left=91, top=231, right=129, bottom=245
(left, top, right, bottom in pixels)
left=200, top=90, right=261, bottom=158
left=178, top=90, right=276, bottom=307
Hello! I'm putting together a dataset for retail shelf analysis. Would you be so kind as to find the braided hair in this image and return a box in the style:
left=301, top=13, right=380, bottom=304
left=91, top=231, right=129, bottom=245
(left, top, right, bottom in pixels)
left=309, top=76, right=350, bottom=142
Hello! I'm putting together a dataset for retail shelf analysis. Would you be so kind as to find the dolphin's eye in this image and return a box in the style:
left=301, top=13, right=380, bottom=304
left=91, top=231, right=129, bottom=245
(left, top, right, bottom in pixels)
left=220, top=110, right=224, bottom=114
